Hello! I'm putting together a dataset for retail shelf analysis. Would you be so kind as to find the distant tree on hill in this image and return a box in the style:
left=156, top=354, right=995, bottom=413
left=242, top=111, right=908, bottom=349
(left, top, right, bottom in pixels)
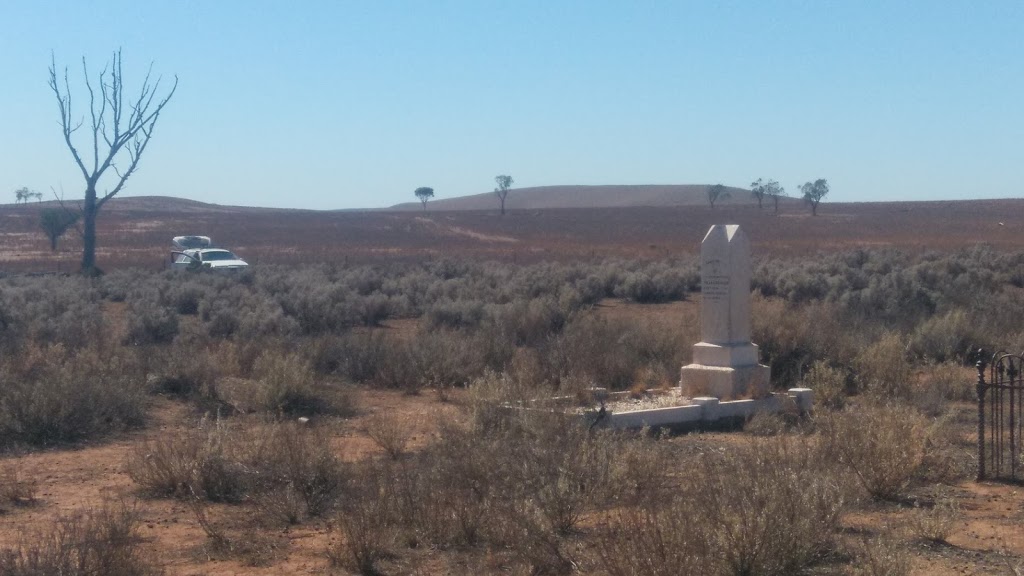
left=414, top=186, right=434, bottom=210
left=49, top=50, right=177, bottom=275
left=750, top=178, right=783, bottom=211
left=799, top=179, right=829, bottom=216
left=749, top=177, right=778, bottom=211
left=707, top=184, right=728, bottom=209
left=14, top=187, right=42, bottom=204
left=766, top=182, right=788, bottom=213
left=40, top=207, right=80, bottom=251
left=494, top=174, right=513, bottom=215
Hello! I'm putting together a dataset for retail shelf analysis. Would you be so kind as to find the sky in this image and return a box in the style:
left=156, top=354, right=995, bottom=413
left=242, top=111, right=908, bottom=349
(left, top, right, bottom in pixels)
left=1, top=1, right=1022, bottom=210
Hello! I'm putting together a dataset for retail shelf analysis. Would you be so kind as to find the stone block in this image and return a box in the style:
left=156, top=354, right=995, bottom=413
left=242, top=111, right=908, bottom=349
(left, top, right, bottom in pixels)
left=681, top=363, right=770, bottom=399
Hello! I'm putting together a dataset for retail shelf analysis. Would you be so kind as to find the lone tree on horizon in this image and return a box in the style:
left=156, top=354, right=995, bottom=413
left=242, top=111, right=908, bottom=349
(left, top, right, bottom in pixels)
left=48, top=50, right=177, bottom=275
left=799, top=178, right=829, bottom=216
left=707, top=184, right=728, bottom=209
left=414, top=186, right=434, bottom=210
left=494, top=174, right=513, bottom=215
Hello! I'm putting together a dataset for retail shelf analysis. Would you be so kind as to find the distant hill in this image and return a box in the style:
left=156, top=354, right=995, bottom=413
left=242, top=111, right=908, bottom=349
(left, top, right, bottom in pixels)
left=4, top=196, right=304, bottom=214
left=390, top=184, right=796, bottom=211
left=3, top=193, right=1024, bottom=273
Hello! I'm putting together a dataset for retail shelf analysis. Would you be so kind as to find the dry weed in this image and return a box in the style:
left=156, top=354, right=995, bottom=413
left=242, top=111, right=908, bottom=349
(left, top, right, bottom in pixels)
left=187, top=493, right=286, bottom=567
left=0, top=501, right=158, bottom=576
left=802, top=359, right=849, bottom=410
left=855, top=332, right=913, bottom=400
left=849, top=533, right=912, bottom=576
left=597, top=504, right=713, bottom=576
left=0, top=466, right=38, bottom=510
left=364, top=413, right=416, bottom=459
left=743, top=411, right=787, bottom=436
left=126, top=417, right=254, bottom=503
left=329, top=468, right=395, bottom=576
left=907, top=498, right=960, bottom=543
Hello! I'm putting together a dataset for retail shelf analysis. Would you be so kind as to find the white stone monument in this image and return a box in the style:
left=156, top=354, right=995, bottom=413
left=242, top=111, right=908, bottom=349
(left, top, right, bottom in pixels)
left=680, top=224, right=770, bottom=399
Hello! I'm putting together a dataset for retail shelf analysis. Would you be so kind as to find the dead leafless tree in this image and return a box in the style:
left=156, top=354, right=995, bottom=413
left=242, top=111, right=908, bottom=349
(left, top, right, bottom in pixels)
left=48, top=50, right=177, bottom=274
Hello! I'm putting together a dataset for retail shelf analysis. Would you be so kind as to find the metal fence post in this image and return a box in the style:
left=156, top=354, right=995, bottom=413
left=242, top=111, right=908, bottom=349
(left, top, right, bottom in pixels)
left=977, top=357, right=987, bottom=481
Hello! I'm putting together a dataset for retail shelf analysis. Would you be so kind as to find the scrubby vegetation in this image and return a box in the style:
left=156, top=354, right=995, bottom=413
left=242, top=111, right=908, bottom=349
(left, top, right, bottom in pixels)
left=0, top=246, right=1018, bottom=572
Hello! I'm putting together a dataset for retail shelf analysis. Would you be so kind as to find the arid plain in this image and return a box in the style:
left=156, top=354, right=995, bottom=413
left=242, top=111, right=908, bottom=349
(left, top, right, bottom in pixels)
left=1, top=195, right=1024, bottom=575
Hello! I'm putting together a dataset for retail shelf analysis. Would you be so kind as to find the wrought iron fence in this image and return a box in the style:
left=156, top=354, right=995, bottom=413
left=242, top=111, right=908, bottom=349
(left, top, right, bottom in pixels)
left=976, top=351, right=1024, bottom=482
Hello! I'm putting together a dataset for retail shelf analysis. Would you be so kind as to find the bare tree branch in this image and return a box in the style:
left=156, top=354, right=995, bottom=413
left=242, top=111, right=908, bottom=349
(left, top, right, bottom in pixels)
left=49, top=54, right=90, bottom=182
left=48, top=50, right=177, bottom=272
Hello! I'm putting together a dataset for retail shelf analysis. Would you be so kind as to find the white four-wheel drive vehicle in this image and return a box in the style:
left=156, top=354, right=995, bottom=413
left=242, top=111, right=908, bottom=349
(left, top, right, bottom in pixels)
left=170, top=236, right=248, bottom=271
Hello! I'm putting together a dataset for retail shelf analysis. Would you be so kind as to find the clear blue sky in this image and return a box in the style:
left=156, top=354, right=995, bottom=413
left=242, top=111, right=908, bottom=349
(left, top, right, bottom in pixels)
left=1, top=1, right=1021, bottom=210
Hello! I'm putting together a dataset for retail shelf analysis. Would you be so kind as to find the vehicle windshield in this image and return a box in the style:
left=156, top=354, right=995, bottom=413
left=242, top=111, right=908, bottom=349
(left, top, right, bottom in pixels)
left=201, top=250, right=238, bottom=261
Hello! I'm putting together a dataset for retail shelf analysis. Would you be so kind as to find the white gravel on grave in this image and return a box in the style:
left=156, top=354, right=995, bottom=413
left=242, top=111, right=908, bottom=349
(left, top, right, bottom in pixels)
left=601, top=388, right=692, bottom=413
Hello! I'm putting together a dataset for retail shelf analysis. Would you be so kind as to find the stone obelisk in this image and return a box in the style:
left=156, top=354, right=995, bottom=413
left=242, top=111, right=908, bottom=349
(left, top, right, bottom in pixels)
left=680, top=224, right=770, bottom=399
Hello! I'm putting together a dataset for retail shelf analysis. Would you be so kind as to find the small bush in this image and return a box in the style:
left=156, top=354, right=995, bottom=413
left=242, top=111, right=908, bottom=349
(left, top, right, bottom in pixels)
left=821, top=403, right=929, bottom=501
left=129, top=419, right=346, bottom=518
left=552, top=314, right=687, bottom=392
left=598, top=436, right=843, bottom=576
left=0, top=344, right=148, bottom=449
left=909, top=308, right=978, bottom=362
left=122, top=294, right=179, bottom=345
left=597, top=504, right=715, bottom=576
left=127, top=418, right=255, bottom=503
left=329, top=468, right=395, bottom=576
left=922, top=361, right=976, bottom=403
left=0, top=502, right=158, bottom=576
left=849, top=534, right=912, bottom=576
left=802, top=360, right=850, bottom=410
left=907, top=498, right=959, bottom=543
left=364, top=413, right=416, bottom=460
left=743, top=411, right=786, bottom=436
left=690, top=438, right=844, bottom=575
left=250, top=423, right=347, bottom=519
left=187, top=496, right=288, bottom=567
left=0, top=466, right=37, bottom=511
left=147, top=345, right=223, bottom=403
left=855, top=332, right=913, bottom=399
left=250, top=351, right=324, bottom=415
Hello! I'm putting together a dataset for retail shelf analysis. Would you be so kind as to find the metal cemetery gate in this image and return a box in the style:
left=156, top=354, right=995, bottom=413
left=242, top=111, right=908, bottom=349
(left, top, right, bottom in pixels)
left=977, top=351, right=1024, bottom=482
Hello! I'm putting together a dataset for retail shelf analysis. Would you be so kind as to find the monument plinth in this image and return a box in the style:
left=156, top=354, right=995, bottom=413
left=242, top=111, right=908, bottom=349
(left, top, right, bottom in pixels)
left=681, top=225, right=770, bottom=399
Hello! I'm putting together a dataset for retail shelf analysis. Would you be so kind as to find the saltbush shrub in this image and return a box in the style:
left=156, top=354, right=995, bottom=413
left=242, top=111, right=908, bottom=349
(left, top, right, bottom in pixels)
left=598, top=437, right=844, bottom=576
left=820, top=403, right=929, bottom=501
left=0, top=344, right=148, bottom=449
left=0, top=502, right=158, bottom=576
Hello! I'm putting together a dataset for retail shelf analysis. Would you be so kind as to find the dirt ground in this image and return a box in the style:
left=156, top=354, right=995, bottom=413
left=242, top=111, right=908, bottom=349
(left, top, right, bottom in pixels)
left=3, top=392, right=1024, bottom=575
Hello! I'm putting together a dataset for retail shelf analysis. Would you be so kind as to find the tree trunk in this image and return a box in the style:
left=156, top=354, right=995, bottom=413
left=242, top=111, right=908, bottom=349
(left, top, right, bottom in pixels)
left=81, top=185, right=98, bottom=274
left=500, top=195, right=506, bottom=215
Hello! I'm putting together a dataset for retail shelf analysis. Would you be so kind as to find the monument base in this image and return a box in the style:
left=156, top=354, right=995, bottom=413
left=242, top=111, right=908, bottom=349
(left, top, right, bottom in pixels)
left=680, top=363, right=771, bottom=399
left=691, top=342, right=760, bottom=366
